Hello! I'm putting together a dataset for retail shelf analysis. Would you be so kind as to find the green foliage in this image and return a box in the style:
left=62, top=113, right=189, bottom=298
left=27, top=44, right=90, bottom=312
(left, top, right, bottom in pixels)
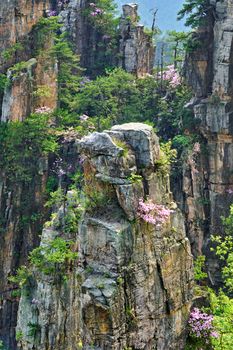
left=45, top=176, right=59, bottom=194
left=64, top=190, right=84, bottom=234
left=112, top=138, right=129, bottom=157
left=157, top=85, right=193, bottom=141
left=9, top=61, right=32, bottom=79
left=16, top=330, right=24, bottom=342
left=0, top=74, right=8, bottom=94
left=33, top=85, right=52, bottom=99
left=193, top=205, right=233, bottom=349
left=155, top=141, right=177, bottom=176
left=45, top=188, right=65, bottom=209
left=0, top=114, right=58, bottom=183
left=72, top=68, right=192, bottom=142
left=45, top=187, right=84, bottom=234
left=127, top=174, right=143, bottom=184
left=74, top=69, right=160, bottom=128
left=84, top=0, right=120, bottom=74
left=194, top=255, right=208, bottom=281
left=210, top=205, right=233, bottom=292
left=8, top=266, right=32, bottom=288
left=34, top=16, right=61, bottom=50
left=29, top=237, right=78, bottom=275
left=1, top=42, right=24, bottom=61
left=50, top=32, right=82, bottom=108
left=27, top=322, right=41, bottom=338
left=34, top=16, right=82, bottom=109
left=209, top=289, right=233, bottom=350
left=177, top=0, right=213, bottom=28
left=167, top=30, right=190, bottom=67
left=172, top=135, right=193, bottom=154
left=84, top=189, right=110, bottom=212
left=0, top=340, right=5, bottom=350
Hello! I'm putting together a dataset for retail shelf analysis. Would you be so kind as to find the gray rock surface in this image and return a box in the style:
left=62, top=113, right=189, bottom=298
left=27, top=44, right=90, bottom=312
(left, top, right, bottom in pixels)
left=17, top=124, right=193, bottom=350
left=119, top=4, right=155, bottom=76
left=182, top=0, right=233, bottom=284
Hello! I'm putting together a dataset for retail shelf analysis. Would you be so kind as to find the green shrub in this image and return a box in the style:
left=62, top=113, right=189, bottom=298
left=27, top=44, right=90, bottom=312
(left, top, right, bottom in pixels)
left=0, top=74, right=8, bottom=94
left=1, top=42, right=24, bottom=61
left=112, top=138, right=129, bottom=157
left=29, top=237, right=78, bottom=275
left=177, top=0, right=214, bottom=28
left=0, top=114, right=58, bottom=183
left=194, top=255, right=208, bottom=281
left=155, top=141, right=177, bottom=176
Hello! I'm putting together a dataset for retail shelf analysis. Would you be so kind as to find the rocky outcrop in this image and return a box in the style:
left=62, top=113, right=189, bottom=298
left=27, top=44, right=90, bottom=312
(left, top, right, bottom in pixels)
left=119, top=4, right=155, bottom=76
left=0, top=0, right=53, bottom=72
left=0, top=160, right=49, bottom=349
left=0, top=3, right=67, bottom=342
left=1, top=56, right=57, bottom=122
left=0, top=0, right=58, bottom=122
left=61, top=2, right=155, bottom=76
left=183, top=0, right=233, bottom=284
left=16, top=123, right=193, bottom=350
left=0, top=2, right=187, bottom=349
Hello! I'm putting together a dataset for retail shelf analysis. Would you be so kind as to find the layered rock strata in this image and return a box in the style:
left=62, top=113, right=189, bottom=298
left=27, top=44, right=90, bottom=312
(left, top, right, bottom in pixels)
left=16, top=123, right=193, bottom=350
left=119, top=4, right=155, bottom=76
left=183, top=0, right=233, bottom=284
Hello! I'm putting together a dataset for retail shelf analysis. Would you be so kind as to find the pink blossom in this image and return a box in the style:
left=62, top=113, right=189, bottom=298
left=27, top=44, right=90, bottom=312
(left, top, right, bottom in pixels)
left=137, top=198, right=172, bottom=227
left=35, top=106, right=51, bottom=114
left=79, top=114, right=89, bottom=121
left=90, top=6, right=104, bottom=16
left=159, top=65, right=181, bottom=88
left=188, top=308, right=218, bottom=341
left=47, top=10, right=57, bottom=17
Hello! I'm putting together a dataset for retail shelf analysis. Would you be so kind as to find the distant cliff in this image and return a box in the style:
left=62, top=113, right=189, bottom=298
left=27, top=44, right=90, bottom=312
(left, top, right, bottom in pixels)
left=182, top=0, right=233, bottom=286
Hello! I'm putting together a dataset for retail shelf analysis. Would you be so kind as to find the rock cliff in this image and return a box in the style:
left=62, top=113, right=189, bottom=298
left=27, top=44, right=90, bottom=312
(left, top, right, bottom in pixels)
left=0, top=2, right=190, bottom=349
left=119, top=4, right=155, bottom=76
left=16, top=123, right=193, bottom=350
left=183, top=0, right=233, bottom=285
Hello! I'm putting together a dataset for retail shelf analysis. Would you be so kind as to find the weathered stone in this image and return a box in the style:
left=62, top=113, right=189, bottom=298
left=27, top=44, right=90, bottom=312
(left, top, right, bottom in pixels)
left=108, top=123, right=160, bottom=169
left=182, top=0, right=233, bottom=284
left=16, top=124, right=193, bottom=350
left=1, top=59, right=37, bottom=122
left=119, top=4, right=155, bottom=76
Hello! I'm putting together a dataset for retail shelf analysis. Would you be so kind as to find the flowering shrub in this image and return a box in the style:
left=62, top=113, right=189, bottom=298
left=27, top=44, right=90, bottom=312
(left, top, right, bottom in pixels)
left=160, top=65, right=181, bottom=88
left=188, top=308, right=218, bottom=346
left=47, top=10, right=57, bottom=17
left=137, top=199, right=172, bottom=227
left=90, top=3, right=104, bottom=16
left=34, top=106, right=52, bottom=114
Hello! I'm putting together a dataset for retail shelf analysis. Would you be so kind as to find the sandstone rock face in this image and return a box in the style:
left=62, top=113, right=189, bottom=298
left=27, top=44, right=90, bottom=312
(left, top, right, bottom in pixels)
left=183, top=0, right=233, bottom=284
left=0, top=161, right=49, bottom=349
left=0, top=0, right=159, bottom=350
left=0, top=0, right=58, bottom=122
left=119, top=4, right=155, bottom=76
left=17, top=124, right=193, bottom=350
left=0, top=0, right=53, bottom=71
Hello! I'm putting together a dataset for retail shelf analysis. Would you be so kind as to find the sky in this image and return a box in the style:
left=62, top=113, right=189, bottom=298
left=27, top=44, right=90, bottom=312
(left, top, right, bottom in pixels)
left=116, top=0, right=186, bottom=32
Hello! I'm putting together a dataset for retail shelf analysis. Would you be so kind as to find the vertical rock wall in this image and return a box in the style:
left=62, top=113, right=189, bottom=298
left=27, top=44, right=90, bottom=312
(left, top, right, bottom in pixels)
left=119, top=4, right=155, bottom=76
left=0, top=0, right=53, bottom=71
left=16, top=123, right=193, bottom=350
left=0, top=1, right=57, bottom=347
left=183, top=0, right=233, bottom=284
